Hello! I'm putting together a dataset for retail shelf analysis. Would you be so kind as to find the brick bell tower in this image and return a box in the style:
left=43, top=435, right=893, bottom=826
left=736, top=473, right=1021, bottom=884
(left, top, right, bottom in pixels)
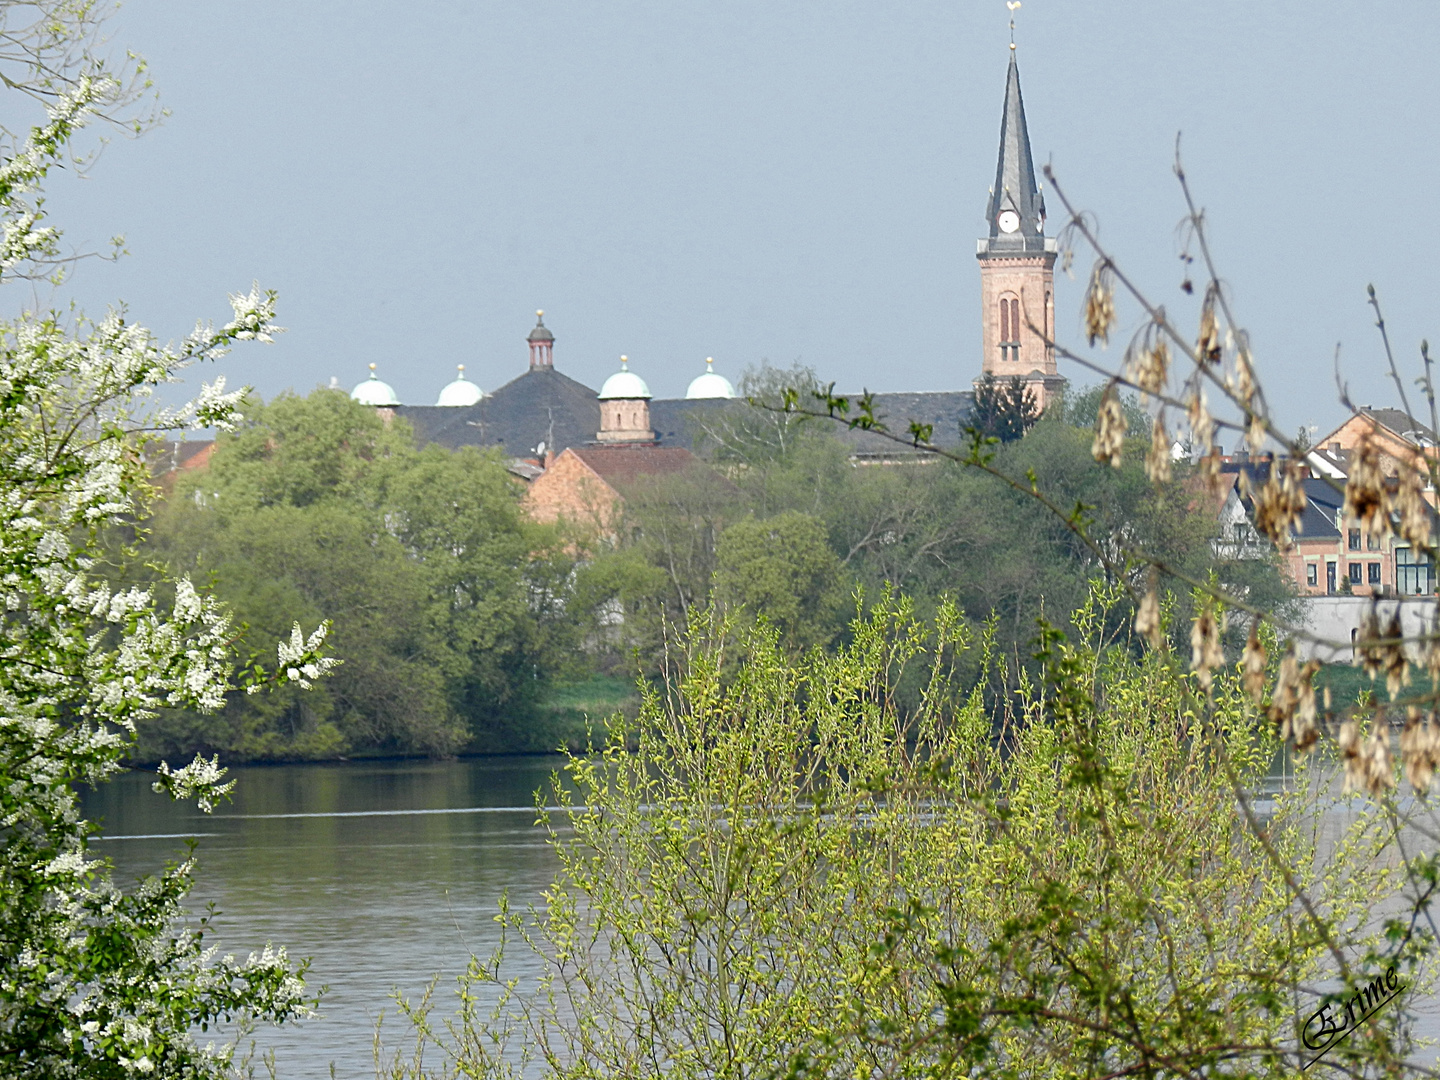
left=976, top=43, right=1065, bottom=409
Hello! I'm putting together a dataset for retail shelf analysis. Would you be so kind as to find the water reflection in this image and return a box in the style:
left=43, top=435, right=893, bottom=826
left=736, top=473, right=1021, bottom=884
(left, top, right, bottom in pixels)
left=83, top=757, right=568, bottom=1080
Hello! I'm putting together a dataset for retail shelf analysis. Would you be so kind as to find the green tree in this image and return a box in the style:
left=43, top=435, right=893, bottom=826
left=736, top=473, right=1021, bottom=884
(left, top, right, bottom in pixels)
left=379, top=588, right=1406, bottom=1079
left=143, top=390, right=579, bottom=758
left=571, top=463, right=743, bottom=664
left=969, top=373, right=1042, bottom=443
left=1061, top=380, right=1150, bottom=435
left=713, top=510, right=847, bottom=651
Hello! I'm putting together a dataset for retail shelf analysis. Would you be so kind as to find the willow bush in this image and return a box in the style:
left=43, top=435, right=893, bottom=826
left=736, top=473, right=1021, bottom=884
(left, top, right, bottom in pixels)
left=380, top=585, right=1416, bottom=1079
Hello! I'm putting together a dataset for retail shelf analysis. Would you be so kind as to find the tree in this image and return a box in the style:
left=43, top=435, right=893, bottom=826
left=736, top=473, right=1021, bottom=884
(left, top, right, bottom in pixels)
left=686, top=360, right=822, bottom=467
left=0, top=5, right=330, bottom=1073
left=969, top=373, right=1041, bottom=443
left=571, top=463, right=744, bottom=664
left=143, top=389, right=580, bottom=758
left=1060, top=380, right=1151, bottom=436
left=378, top=588, right=1406, bottom=1079
left=714, top=510, right=847, bottom=652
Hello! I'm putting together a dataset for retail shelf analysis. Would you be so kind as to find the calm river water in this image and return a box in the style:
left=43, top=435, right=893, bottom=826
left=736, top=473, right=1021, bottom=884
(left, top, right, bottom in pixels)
left=80, top=757, right=1440, bottom=1078
left=82, top=757, right=568, bottom=1080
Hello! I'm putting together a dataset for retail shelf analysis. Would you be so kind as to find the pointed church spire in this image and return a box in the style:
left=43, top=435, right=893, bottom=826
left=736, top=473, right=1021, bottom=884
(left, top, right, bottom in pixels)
left=986, top=51, right=1045, bottom=250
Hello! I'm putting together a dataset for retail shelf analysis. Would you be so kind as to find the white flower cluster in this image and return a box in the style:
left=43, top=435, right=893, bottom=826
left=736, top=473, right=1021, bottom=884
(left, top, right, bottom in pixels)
left=273, top=620, right=341, bottom=690
left=0, top=15, right=331, bottom=1074
left=152, top=754, right=236, bottom=813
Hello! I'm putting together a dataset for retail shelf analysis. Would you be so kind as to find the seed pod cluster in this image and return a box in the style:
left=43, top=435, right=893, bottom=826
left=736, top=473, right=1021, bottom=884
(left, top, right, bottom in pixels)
left=1126, top=339, right=1169, bottom=402
left=1248, top=460, right=1308, bottom=549
left=1268, top=645, right=1320, bottom=755
left=1197, top=284, right=1222, bottom=364
left=1342, top=433, right=1391, bottom=543
left=1394, top=463, right=1432, bottom=552
left=1400, top=707, right=1440, bottom=793
left=1339, top=714, right=1395, bottom=796
left=1145, top=416, right=1172, bottom=483
left=1190, top=603, right=1225, bottom=692
left=1134, top=578, right=1161, bottom=649
left=1357, top=607, right=1409, bottom=700
left=1085, top=261, right=1116, bottom=347
left=1092, top=385, right=1125, bottom=468
left=1242, top=623, right=1266, bottom=702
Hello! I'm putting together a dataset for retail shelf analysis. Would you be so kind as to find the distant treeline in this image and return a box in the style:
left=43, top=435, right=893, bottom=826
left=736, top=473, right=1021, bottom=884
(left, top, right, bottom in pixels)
left=128, top=370, right=1294, bottom=761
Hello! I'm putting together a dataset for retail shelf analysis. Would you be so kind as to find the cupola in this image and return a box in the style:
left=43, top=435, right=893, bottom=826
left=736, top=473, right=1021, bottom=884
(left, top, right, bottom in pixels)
left=435, top=364, right=482, bottom=407
left=351, top=364, right=400, bottom=407
left=685, top=357, right=735, bottom=400
left=528, top=310, right=554, bottom=370
left=597, top=356, right=655, bottom=443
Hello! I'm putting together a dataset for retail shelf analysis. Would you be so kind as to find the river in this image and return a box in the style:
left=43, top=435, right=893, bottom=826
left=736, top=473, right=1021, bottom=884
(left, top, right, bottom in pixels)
left=83, top=756, right=1440, bottom=1078
left=83, top=757, right=567, bottom=1080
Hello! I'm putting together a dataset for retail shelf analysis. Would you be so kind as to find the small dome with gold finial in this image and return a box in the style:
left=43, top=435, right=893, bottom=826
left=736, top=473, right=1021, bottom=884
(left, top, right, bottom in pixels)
left=436, top=364, right=482, bottom=407
left=685, top=357, right=735, bottom=400
left=351, top=363, right=400, bottom=407
left=527, top=310, right=553, bottom=344
left=598, top=356, right=651, bottom=400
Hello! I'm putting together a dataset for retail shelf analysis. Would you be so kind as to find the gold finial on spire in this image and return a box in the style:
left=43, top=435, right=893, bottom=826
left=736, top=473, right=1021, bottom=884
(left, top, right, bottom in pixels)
left=706, top=357, right=715, bottom=371
left=458, top=364, right=465, bottom=375
left=369, top=363, right=377, bottom=374
left=1007, top=0, right=1020, bottom=49
left=620, top=355, right=629, bottom=369
left=536, top=309, right=544, bottom=319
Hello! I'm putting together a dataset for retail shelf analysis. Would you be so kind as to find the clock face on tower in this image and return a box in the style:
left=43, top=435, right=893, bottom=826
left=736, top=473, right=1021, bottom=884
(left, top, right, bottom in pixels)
left=997, top=209, right=1020, bottom=234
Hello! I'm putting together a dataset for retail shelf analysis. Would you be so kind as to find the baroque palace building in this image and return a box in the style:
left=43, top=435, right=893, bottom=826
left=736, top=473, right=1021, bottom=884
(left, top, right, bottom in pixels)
left=346, top=43, right=1057, bottom=468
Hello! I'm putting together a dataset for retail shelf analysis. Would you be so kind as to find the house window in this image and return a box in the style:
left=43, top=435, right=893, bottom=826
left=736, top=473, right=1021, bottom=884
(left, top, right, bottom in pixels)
left=1306, top=563, right=1317, bottom=587
left=1349, top=562, right=1363, bottom=585
left=1348, top=528, right=1362, bottom=550
left=1367, top=533, right=1380, bottom=551
left=1368, top=562, right=1381, bottom=584
left=1397, top=545, right=1435, bottom=596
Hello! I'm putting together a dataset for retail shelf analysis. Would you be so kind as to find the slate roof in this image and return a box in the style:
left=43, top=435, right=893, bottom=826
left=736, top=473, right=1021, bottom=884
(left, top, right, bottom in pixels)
left=650, top=392, right=975, bottom=455
left=399, top=367, right=601, bottom=459
left=570, top=445, right=697, bottom=488
left=835, top=392, right=975, bottom=456
left=402, top=377, right=975, bottom=464
left=1295, top=477, right=1345, bottom=541
left=649, top=397, right=729, bottom=449
left=1360, top=407, right=1437, bottom=444
left=984, top=53, right=1047, bottom=254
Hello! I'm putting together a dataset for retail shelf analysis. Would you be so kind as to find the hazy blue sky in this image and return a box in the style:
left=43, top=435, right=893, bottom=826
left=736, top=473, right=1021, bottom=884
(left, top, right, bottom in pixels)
left=32, top=2, right=1440, bottom=439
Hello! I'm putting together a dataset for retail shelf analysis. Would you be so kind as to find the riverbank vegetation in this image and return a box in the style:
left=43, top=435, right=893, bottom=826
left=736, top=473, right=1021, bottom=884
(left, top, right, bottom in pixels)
left=376, top=587, right=1418, bottom=1078
left=5, top=5, right=1434, bottom=1079
left=125, top=371, right=1296, bottom=762
left=133, top=390, right=585, bottom=761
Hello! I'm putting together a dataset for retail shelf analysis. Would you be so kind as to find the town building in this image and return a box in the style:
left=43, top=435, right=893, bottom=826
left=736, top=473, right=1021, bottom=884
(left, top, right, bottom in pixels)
left=365, top=44, right=1072, bottom=467
left=1214, top=405, right=1440, bottom=603
left=524, top=445, right=700, bottom=535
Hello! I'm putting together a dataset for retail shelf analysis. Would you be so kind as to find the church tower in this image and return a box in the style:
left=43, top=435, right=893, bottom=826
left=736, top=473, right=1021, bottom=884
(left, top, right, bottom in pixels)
left=976, top=45, right=1064, bottom=409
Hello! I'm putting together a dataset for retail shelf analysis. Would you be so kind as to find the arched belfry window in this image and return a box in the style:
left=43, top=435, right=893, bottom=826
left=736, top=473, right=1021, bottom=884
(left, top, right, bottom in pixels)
left=998, top=294, right=1020, bottom=363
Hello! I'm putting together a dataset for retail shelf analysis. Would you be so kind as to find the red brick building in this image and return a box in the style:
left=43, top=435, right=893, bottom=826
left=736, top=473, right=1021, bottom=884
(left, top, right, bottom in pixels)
left=524, top=445, right=699, bottom=536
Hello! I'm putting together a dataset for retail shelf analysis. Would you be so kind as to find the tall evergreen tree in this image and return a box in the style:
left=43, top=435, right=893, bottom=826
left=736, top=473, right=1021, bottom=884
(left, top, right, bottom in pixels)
left=969, top=373, right=1042, bottom=443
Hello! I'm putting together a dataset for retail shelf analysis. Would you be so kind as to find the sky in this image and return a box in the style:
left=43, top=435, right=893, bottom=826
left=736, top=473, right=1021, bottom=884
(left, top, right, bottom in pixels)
left=27, top=1, right=1440, bottom=441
